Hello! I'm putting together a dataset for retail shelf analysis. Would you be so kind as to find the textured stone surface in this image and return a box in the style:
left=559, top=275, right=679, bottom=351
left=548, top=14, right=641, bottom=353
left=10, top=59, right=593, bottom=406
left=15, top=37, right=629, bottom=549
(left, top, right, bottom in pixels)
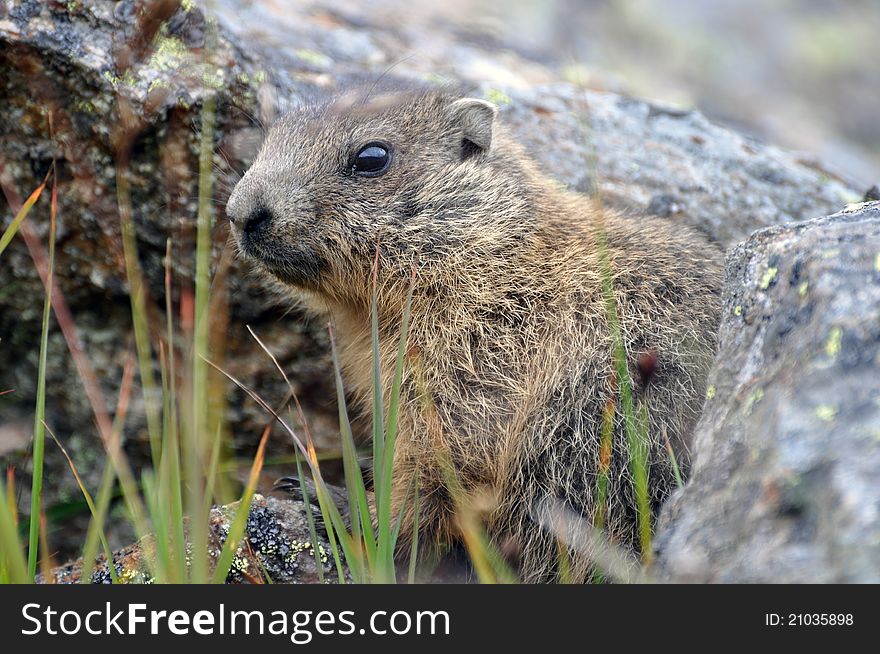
left=42, top=494, right=343, bottom=584
left=654, top=202, right=880, bottom=583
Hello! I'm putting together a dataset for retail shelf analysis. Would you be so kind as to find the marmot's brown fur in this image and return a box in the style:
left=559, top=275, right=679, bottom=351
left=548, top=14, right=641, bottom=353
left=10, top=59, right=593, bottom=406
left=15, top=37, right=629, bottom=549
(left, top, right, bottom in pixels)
left=226, top=88, right=722, bottom=582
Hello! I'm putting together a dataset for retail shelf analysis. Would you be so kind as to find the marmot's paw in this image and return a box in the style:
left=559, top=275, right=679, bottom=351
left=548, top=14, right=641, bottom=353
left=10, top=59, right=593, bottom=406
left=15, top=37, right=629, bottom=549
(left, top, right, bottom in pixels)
left=273, top=475, right=310, bottom=501
left=273, top=476, right=357, bottom=532
left=274, top=476, right=350, bottom=506
left=273, top=476, right=328, bottom=534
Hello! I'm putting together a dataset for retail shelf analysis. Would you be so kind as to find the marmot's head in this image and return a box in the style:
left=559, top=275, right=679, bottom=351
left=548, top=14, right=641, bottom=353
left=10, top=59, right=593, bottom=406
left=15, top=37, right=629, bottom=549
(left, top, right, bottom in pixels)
left=226, top=89, right=537, bottom=300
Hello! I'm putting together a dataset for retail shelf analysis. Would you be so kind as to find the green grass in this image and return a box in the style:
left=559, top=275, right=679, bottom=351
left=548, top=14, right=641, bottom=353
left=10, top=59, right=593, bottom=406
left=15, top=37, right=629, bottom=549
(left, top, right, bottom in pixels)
left=46, top=422, right=119, bottom=584
left=0, top=170, right=50, bottom=258
left=571, top=82, right=658, bottom=566
left=211, top=426, right=268, bottom=584
left=0, top=474, right=28, bottom=583
left=594, top=222, right=653, bottom=561
left=0, top=169, right=51, bottom=582
left=0, top=29, right=243, bottom=582
left=26, top=168, right=56, bottom=581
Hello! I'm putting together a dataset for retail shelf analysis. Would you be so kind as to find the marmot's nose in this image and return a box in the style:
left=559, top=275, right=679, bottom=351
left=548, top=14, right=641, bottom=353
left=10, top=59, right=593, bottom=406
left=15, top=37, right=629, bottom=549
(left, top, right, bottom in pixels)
left=231, top=204, right=273, bottom=234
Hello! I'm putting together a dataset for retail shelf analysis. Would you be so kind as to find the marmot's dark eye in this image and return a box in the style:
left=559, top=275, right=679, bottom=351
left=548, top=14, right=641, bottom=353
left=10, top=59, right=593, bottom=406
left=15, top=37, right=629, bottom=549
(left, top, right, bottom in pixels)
left=351, top=142, right=391, bottom=177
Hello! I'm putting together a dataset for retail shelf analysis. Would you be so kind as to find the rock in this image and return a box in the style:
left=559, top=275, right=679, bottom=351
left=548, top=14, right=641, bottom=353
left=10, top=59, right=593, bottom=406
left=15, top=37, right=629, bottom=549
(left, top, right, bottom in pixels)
left=0, top=0, right=862, bottom=562
left=42, top=494, right=345, bottom=583
left=654, top=202, right=880, bottom=583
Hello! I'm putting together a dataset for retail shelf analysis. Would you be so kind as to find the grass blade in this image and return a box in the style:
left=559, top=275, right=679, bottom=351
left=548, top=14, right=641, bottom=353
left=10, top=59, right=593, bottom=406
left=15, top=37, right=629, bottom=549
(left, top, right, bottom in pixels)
left=329, top=323, right=375, bottom=580
left=300, top=421, right=347, bottom=584
left=370, top=243, right=385, bottom=493
left=27, top=168, right=57, bottom=581
left=80, top=350, right=135, bottom=583
left=593, top=391, right=616, bottom=564
left=0, top=169, right=50, bottom=258
left=116, top=165, right=162, bottom=466
left=203, top=357, right=358, bottom=582
left=212, top=426, right=269, bottom=583
left=375, top=270, right=416, bottom=582
left=295, top=453, right=324, bottom=584
left=4, top=468, right=17, bottom=527
left=161, top=241, right=187, bottom=582
left=407, top=474, right=420, bottom=584
left=46, top=423, right=119, bottom=584
left=79, top=463, right=118, bottom=584
left=0, top=481, right=28, bottom=583
left=188, top=86, right=218, bottom=584
left=662, top=424, right=685, bottom=489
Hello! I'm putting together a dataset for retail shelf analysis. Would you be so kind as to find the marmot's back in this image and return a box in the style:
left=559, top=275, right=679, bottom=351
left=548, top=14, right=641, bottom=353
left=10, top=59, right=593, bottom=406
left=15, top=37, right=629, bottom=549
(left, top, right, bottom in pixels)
left=488, top=206, right=721, bottom=580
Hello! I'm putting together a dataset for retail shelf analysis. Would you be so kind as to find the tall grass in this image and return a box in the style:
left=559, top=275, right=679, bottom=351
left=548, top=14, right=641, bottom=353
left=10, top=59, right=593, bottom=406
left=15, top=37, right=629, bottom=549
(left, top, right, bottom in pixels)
left=0, top=8, right=252, bottom=582
left=0, top=170, right=50, bottom=258
left=26, top=168, right=56, bottom=581
left=2, top=173, right=49, bottom=583
left=273, top=259, right=419, bottom=584
left=46, top=422, right=120, bottom=584
left=0, top=480, right=28, bottom=583
left=571, top=84, right=656, bottom=565
left=243, top=258, right=513, bottom=584
left=594, top=224, right=653, bottom=561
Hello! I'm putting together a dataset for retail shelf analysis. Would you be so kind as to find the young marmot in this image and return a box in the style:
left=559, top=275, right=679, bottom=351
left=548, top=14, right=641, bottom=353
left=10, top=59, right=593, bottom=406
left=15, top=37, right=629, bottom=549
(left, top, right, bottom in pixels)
left=226, top=88, right=722, bottom=582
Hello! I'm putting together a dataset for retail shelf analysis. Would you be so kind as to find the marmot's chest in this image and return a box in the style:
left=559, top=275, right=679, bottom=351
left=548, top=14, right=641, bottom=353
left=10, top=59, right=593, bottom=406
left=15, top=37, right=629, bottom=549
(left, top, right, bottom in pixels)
left=395, top=328, right=537, bottom=437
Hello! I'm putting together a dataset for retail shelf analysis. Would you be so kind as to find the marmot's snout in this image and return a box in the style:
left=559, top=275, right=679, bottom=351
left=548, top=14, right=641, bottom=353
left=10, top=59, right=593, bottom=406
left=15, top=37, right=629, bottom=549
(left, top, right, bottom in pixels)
left=226, top=175, right=276, bottom=244
left=226, top=176, right=327, bottom=287
left=226, top=184, right=274, bottom=259
left=228, top=202, right=273, bottom=236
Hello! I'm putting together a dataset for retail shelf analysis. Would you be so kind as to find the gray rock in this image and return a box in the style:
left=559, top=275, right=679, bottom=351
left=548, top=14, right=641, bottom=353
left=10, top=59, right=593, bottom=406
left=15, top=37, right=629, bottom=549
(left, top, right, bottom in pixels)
left=42, top=494, right=344, bottom=584
left=654, top=201, right=880, bottom=583
left=496, top=88, right=859, bottom=246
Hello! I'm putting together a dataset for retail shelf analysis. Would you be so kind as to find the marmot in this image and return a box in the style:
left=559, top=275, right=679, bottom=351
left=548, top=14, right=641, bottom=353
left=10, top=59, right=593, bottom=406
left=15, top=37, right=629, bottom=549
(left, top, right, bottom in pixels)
left=226, top=88, right=722, bottom=582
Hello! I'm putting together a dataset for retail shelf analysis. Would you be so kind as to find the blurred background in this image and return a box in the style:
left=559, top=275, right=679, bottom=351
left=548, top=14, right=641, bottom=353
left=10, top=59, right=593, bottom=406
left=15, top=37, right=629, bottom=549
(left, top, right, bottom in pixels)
left=228, top=0, right=880, bottom=186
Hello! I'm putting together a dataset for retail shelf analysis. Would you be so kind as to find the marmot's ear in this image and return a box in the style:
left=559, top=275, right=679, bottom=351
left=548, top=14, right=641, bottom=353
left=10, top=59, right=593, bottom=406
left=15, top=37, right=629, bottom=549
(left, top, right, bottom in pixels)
left=449, top=98, right=498, bottom=158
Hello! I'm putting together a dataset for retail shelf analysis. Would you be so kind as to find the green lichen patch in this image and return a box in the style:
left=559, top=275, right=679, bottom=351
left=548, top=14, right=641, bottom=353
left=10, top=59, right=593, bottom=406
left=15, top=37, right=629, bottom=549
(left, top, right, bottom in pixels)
left=744, top=388, right=764, bottom=416
left=295, top=48, right=332, bottom=68
left=759, top=266, right=778, bottom=290
left=824, top=326, right=842, bottom=358
left=149, top=34, right=190, bottom=72
left=201, top=65, right=226, bottom=90
left=798, top=281, right=809, bottom=297
left=485, top=88, right=512, bottom=106
left=237, top=69, right=268, bottom=85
